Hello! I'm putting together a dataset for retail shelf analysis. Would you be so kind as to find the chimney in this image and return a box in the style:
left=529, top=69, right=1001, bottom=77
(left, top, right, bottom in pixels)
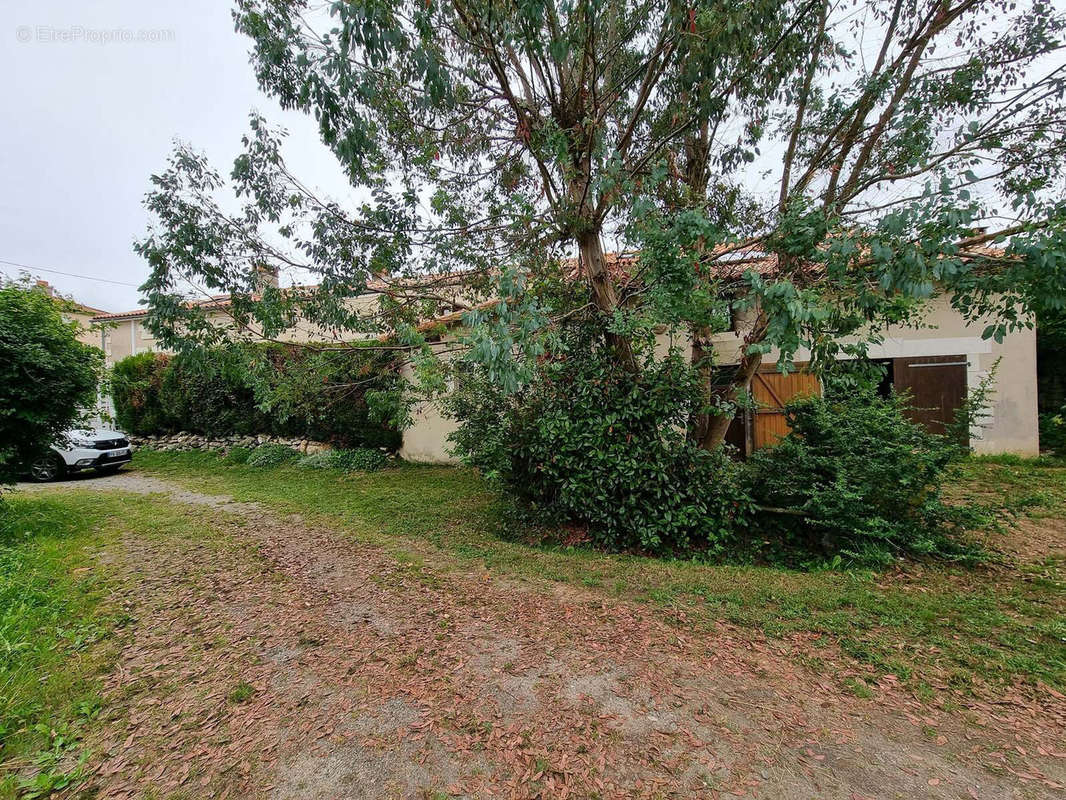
left=254, top=263, right=279, bottom=289
left=36, top=279, right=54, bottom=296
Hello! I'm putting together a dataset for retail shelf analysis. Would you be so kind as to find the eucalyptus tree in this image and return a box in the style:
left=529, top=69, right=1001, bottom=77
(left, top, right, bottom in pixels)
left=138, top=0, right=1066, bottom=448
left=137, top=0, right=808, bottom=369
left=638, top=0, right=1066, bottom=446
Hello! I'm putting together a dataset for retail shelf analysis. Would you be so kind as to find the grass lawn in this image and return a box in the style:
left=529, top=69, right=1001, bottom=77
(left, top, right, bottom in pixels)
left=131, top=450, right=1065, bottom=699
left=0, top=490, right=262, bottom=798
left=0, top=495, right=122, bottom=798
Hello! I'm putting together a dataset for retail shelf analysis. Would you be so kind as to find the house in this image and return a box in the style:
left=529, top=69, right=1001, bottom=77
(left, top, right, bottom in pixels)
left=90, top=267, right=475, bottom=366
left=401, top=252, right=1040, bottom=462
left=30, top=280, right=109, bottom=349
left=92, top=258, right=1040, bottom=461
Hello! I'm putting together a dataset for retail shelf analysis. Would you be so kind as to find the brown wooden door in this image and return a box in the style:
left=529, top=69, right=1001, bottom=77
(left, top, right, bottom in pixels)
left=892, top=355, right=968, bottom=438
left=750, top=365, right=821, bottom=450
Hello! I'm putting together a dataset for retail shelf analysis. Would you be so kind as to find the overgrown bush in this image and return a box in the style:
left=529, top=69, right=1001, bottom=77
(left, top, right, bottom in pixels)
left=245, top=444, right=299, bottom=468
left=160, top=350, right=265, bottom=436
left=446, top=337, right=749, bottom=555
left=110, top=353, right=174, bottom=435
left=0, top=286, right=102, bottom=483
left=330, top=448, right=387, bottom=472
left=246, top=347, right=403, bottom=449
left=296, top=448, right=387, bottom=472
left=109, top=345, right=403, bottom=448
left=744, top=387, right=983, bottom=565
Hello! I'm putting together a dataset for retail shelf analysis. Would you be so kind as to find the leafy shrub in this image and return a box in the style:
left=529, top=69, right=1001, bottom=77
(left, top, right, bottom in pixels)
left=447, top=339, right=749, bottom=555
left=1039, top=412, right=1066, bottom=456
left=160, top=350, right=266, bottom=436
left=109, top=345, right=403, bottom=448
left=221, top=446, right=253, bottom=465
left=296, top=448, right=387, bottom=472
left=743, top=387, right=982, bottom=565
left=246, top=444, right=299, bottom=468
left=331, top=448, right=387, bottom=472
left=248, top=346, right=404, bottom=450
left=110, top=352, right=174, bottom=435
left=0, top=286, right=103, bottom=483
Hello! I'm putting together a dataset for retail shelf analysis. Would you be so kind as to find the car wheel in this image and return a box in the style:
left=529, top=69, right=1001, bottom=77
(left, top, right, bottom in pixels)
left=29, top=452, right=65, bottom=482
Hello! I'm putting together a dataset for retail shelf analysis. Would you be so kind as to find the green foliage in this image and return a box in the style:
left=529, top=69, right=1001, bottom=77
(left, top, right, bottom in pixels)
left=1039, top=413, right=1066, bottom=456
left=744, top=388, right=985, bottom=566
left=0, top=286, right=102, bottom=483
left=245, top=444, right=299, bottom=468
left=109, top=345, right=403, bottom=448
left=447, top=335, right=750, bottom=555
left=244, top=346, right=404, bottom=449
left=160, top=349, right=265, bottom=436
left=222, top=446, right=254, bottom=465
left=297, top=448, right=387, bottom=472
left=110, top=352, right=173, bottom=435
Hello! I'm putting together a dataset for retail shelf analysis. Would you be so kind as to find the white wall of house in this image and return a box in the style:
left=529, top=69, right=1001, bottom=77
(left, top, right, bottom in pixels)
left=399, top=293, right=1039, bottom=462
left=711, top=294, right=1038, bottom=455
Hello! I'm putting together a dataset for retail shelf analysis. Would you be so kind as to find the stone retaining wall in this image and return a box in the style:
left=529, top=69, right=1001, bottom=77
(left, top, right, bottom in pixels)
left=128, top=432, right=331, bottom=454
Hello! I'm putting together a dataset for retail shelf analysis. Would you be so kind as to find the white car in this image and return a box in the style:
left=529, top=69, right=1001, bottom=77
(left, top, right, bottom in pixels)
left=27, top=427, right=133, bottom=482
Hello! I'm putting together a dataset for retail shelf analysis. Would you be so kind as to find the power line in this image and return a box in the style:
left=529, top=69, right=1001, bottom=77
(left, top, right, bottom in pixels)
left=0, top=258, right=143, bottom=288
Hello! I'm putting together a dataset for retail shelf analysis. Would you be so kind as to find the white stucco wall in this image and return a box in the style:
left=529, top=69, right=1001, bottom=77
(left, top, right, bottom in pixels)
left=711, top=294, right=1039, bottom=456
left=399, top=293, right=1039, bottom=462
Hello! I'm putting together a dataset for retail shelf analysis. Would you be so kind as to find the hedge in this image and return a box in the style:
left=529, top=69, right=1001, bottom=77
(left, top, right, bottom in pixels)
left=110, top=345, right=402, bottom=450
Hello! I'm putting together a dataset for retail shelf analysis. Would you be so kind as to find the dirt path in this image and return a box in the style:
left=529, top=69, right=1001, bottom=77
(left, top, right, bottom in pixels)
left=26, top=474, right=1066, bottom=799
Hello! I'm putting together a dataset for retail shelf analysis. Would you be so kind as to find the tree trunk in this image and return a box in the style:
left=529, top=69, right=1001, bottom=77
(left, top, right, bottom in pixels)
left=688, top=328, right=715, bottom=443
left=577, top=228, right=637, bottom=371
left=700, top=348, right=764, bottom=450
left=697, top=309, right=769, bottom=451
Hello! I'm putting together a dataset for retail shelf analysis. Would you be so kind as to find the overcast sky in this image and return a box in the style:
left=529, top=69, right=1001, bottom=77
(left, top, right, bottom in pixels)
left=0, top=0, right=351, bottom=313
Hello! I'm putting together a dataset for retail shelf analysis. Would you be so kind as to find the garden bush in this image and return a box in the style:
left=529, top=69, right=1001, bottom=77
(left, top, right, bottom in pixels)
left=160, top=350, right=266, bottom=436
left=446, top=338, right=749, bottom=555
left=245, top=444, right=299, bottom=468
left=110, top=352, right=173, bottom=436
left=247, top=347, right=403, bottom=450
left=743, top=386, right=982, bottom=565
left=296, top=448, right=387, bottom=472
left=109, top=345, right=403, bottom=449
left=0, top=286, right=102, bottom=483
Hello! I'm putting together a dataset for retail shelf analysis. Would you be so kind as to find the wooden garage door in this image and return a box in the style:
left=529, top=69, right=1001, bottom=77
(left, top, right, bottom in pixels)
left=892, top=355, right=968, bottom=439
left=722, top=364, right=822, bottom=455
left=751, top=365, right=821, bottom=450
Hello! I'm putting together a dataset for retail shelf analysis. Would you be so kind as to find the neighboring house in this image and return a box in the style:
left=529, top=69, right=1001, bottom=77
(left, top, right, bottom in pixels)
left=31, top=280, right=108, bottom=349
left=90, top=268, right=469, bottom=366
left=92, top=258, right=1040, bottom=461
left=712, top=295, right=1036, bottom=457
left=29, top=280, right=113, bottom=425
left=92, top=309, right=162, bottom=366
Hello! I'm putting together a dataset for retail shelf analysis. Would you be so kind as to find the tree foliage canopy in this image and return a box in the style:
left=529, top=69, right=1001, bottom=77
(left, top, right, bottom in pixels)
left=138, top=0, right=1066, bottom=446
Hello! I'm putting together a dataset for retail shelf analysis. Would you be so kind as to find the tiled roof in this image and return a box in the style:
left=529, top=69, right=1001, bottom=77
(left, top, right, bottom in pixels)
left=95, top=243, right=1006, bottom=326
left=90, top=274, right=469, bottom=323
